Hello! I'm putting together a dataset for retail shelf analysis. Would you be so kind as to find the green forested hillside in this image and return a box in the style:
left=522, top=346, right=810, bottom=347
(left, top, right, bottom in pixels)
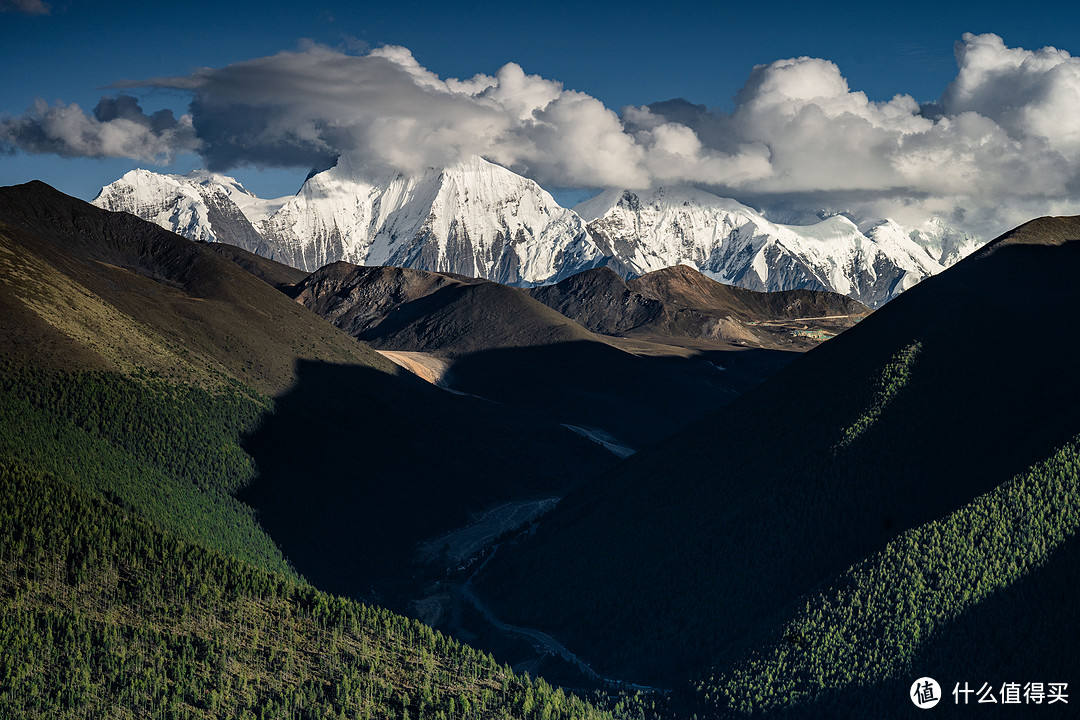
left=476, top=218, right=1080, bottom=708
left=0, top=365, right=288, bottom=573
left=0, top=457, right=617, bottom=720
left=699, top=434, right=1080, bottom=716
left=0, top=182, right=624, bottom=719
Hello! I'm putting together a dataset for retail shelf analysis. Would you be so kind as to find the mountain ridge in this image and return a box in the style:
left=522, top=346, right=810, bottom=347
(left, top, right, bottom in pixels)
left=0, top=179, right=394, bottom=393
left=0, top=178, right=617, bottom=596
left=92, top=158, right=982, bottom=306
left=578, top=186, right=979, bottom=307
left=288, top=260, right=751, bottom=451
left=529, top=263, right=868, bottom=344
left=473, top=213, right=1080, bottom=701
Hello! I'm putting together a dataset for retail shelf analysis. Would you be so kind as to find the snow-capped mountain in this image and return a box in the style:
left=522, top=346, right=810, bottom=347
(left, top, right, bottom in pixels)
left=93, top=157, right=980, bottom=306
left=94, top=157, right=603, bottom=286
left=576, top=188, right=980, bottom=308
left=257, top=155, right=603, bottom=284
left=93, top=169, right=283, bottom=256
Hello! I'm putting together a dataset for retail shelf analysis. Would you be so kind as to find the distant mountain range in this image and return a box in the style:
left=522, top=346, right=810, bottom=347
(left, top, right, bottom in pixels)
left=288, top=261, right=862, bottom=451
left=92, top=157, right=981, bottom=307
left=94, top=157, right=602, bottom=287
left=577, top=187, right=978, bottom=308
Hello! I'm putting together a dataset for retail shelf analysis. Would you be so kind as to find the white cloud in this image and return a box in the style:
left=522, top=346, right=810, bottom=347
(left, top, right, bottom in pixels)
left=942, top=32, right=1080, bottom=156
left=3, top=34, right=1079, bottom=237
left=642, top=35, right=1080, bottom=235
left=0, top=95, right=199, bottom=162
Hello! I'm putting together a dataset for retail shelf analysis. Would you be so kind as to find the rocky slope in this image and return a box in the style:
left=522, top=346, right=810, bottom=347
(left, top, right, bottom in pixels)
left=529, top=264, right=868, bottom=341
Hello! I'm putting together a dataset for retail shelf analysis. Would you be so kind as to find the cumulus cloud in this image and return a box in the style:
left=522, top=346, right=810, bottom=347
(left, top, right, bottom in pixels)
left=3, top=33, right=1079, bottom=235
left=123, top=44, right=662, bottom=188
left=115, top=43, right=771, bottom=189
left=942, top=33, right=1080, bottom=155
left=634, top=34, right=1080, bottom=234
left=0, top=94, right=199, bottom=162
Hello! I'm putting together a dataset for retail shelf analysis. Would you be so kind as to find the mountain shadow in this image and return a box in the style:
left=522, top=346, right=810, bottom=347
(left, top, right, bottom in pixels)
left=751, top=532, right=1080, bottom=719
left=445, top=340, right=793, bottom=449
left=239, top=358, right=615, bottom=603
left=475, top=218, right=1080, bottom=688
left=291, top=261, right=802, bottom=451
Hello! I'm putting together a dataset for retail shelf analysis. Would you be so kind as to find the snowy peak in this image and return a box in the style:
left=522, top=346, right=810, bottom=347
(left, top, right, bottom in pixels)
left=93, top=169, right=280, bottom=254
left=92, top=159, right=980, bottom=306
left=579, top=186, right=979, bottom=307
left=94, top=169, right=217, bottom=243
left=124, top=156, right=606, bottom=284
left=867, top=217, right=982, bottom=268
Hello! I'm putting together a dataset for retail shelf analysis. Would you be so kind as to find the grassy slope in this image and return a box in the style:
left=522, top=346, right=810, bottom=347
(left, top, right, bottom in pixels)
left=0, top=181, right=613, bottom=590
left=0, top=182, right=398, bottom=396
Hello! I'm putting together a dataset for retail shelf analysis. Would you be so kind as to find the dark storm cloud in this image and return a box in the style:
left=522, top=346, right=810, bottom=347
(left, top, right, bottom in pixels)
left=93, top=95, right=184, bottom=135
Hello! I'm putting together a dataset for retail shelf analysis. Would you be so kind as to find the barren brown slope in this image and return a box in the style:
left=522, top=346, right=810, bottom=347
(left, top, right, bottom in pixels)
left=530, top=263, right=868, bottom=346
left=366, top=279, right=602, bottom=354
left=205, top=241, right=310, bottom=289
left=291, top=262, right=488, bottom=346
left=526, top=266, right=664, bottom=335
left=628, top=263, right=868, bottom=320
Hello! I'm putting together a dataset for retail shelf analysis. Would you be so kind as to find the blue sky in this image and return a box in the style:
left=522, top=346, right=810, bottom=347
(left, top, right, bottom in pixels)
left=2, top=0, right=1080, bottom=235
